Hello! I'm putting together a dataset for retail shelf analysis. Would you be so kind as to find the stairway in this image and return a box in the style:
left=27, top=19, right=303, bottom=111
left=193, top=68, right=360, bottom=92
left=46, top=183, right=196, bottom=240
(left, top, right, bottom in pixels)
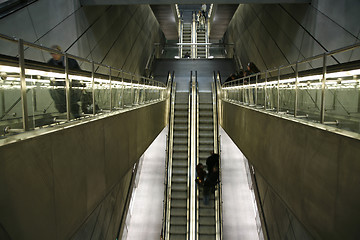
left=169, top=91, right=189, bottom=240
left=197, top=91, right=216, bottom=240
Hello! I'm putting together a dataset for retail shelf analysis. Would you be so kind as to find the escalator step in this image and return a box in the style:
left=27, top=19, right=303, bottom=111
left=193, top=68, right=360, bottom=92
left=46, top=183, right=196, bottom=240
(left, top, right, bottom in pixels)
left=171, top=208, right=187, bottom=217
left=172, top=161, right=187, bottom=167
left=169, top=233, right=187, bottom=240
left=199, top=208, right=215, bottom=217
left=199, top=234, right=216, bottom=240
left=199, top=225, right=216, bottom=234
left=171, top=216, right=187, bottom=225
left=171, top=184, right=187, bottom=191
left=198, top=216, right=216, bottom=225
left=171, top=191, right=187, bottom=199
left=172, top=175, right=187, bottom=183
left=171, top=199, right=187, bottom=208
left=172, top=168, right=187, bottom=175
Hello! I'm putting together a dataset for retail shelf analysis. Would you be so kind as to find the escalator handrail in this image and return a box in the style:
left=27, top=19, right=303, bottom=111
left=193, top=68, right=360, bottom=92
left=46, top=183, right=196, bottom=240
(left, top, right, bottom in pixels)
left=161, top=71, right=175, bottom=240
left=214, top=71, right=223, bottom=240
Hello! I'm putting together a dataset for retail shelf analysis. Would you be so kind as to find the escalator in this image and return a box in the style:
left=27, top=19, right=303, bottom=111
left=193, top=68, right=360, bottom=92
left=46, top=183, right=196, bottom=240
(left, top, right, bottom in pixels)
left=197, top=91, right=216, bottom=240
left=163, top=72, right=221, bottom=240
left=168, top=89, right=190, bottom=239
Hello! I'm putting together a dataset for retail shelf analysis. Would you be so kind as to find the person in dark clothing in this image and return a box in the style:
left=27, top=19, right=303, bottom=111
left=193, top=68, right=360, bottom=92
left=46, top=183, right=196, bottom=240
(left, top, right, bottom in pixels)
left=48, top=45, right=80, bottom=70
left=47, top=45, right=82, bottom=118
left=245, top=62, right=260, bottom=76
left=196, top=163, right=206, bottom=185
left=206, top=152, right=219, bottom=173
left=184, top=51, right=191, bottom=58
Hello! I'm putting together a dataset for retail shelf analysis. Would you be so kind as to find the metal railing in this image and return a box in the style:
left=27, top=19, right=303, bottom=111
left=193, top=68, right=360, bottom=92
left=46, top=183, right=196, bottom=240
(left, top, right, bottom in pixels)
left=161, top=72, right=175, bottom=240
left=153, top=42, right=234, bottom=59
left=0, top=33, right=168, bottom=137
left=213, top=71, right=223, bottom=240
left=222, top=42, right=360, bottom=135
left=189, top=71, right=197, bottom=239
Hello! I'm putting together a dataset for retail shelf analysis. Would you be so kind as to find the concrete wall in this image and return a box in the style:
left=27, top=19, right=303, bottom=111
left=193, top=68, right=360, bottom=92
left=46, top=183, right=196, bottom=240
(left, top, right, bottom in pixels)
left=0, top=100, right=168, bottom=239
left=0, top=0, right=165, bottom=75
left=225, top=1, right=360, bottom=72
left=220, top=100, right=360, bottom=239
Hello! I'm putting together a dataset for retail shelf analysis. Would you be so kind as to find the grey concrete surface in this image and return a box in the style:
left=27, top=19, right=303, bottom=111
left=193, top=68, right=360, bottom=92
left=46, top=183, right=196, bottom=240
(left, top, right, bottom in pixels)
left=220, top=127, right=260, bottom=240
left=0, top=101, right=168, bottom=239
left=0, top=2, right=164, bottom=76
left=220, top=100, right=360, bottom=239
left=225, top=1, right=360, bottom=72
left=123, top=128, right=166, bottom=240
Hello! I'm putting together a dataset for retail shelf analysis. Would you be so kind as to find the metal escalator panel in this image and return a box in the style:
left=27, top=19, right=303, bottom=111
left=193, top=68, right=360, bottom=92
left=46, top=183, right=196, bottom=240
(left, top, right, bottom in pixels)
left=197, top=91, right=216, bottom=240
left=169, top=91, right=189, bottom=240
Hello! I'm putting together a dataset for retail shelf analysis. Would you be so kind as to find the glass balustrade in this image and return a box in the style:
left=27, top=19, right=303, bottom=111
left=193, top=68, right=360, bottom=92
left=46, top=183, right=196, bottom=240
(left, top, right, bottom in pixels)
left=221, top=43, right=360, bottom=134
left=0, top=34, right=168, bottom=138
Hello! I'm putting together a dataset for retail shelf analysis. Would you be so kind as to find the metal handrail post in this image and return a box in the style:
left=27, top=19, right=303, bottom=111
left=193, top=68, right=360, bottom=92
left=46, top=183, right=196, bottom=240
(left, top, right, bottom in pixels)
left=109, top=67, right=112, bottom=112
left=294, top=62, right=299, bottom=117
left=320, top=53, right=327, bottom=123
left=255, top=74, right=258, bottom=106
left=264, top=72, right=268, bottom=110
left=277, top=67, right=280, bottom=113
left=92, top=62, right=96, bottom=115
left=121, top=72, right=125, bottom=109
left=18, top=39, right=29, bottom=131
left=131, top=75, right=134, bottom=106
left=65, top=54, right=71, bottom=121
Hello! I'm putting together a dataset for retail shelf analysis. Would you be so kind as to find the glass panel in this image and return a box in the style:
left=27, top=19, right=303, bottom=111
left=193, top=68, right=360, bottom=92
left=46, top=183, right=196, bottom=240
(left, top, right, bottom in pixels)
left=122, top=72, right=133, bottom=108
left=279, top=66, right=296, bottom=114
left=93, top=65, right=110, bottom=113
left=0, top=65, right=23, bottom=134
left=324, top=51, right=360, bottom=133
left=297, top=60, right=322, bottom=122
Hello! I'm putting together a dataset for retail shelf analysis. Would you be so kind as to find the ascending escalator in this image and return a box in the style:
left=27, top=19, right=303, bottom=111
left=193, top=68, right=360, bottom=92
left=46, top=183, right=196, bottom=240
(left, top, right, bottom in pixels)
left=197, top=91, right=216, bottom=240
left=168, top=90, right=190, bottom=240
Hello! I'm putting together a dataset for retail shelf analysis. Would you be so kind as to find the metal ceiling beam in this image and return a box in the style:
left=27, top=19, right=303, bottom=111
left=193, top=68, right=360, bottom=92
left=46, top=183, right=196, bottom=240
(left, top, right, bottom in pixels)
left=81, top=0, right=311, bottom=5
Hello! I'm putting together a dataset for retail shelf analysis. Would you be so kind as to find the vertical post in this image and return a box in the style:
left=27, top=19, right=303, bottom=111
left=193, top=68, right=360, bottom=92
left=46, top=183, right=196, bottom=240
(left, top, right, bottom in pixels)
left=277, top=67, right=280, bottom=113
left=92, top=62, right=95, bottom=115
left=294, top=62, right=299, bottom=117
left=18, top=39, right=29, bottom=130
left=131, top=75, right=134, bottom=106
left=136, top=78, right=140, bottom=105
left=64, top=53, right=71, bottom=121
left=320, top=53, right=327, bottom=124
left=264, top=71, right=267, bottom=110
left=109, top=66, right=112, bottom=112
left=242, top=78, right=245, bottom=104
left=121, top=72, right=125, bottom=109
left=255, top=74, right=258, bottom=106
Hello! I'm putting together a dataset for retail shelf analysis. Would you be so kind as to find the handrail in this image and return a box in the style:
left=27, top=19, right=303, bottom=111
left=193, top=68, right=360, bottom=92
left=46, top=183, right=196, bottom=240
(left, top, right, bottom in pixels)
left=0, top=33, right=161, bottom=82
left=188, top=71, right=197, bottom=240
left=195, top=71, right=199, bottom=240
left=161, top=72, right=175, bottom=240
left=213, top=71, right=222, bottom=240
left=116, top=161, right=139, bottom=239
left=186, top=71, right=193, bottom=240
left=0, top=32, right=168, bottom=136
left=221, top=42, right=360, bottom=133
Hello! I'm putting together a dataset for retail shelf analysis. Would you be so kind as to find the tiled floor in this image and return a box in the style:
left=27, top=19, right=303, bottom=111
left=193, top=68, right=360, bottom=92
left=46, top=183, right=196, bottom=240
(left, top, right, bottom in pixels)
left=123, top=127, right=259, bottom=240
